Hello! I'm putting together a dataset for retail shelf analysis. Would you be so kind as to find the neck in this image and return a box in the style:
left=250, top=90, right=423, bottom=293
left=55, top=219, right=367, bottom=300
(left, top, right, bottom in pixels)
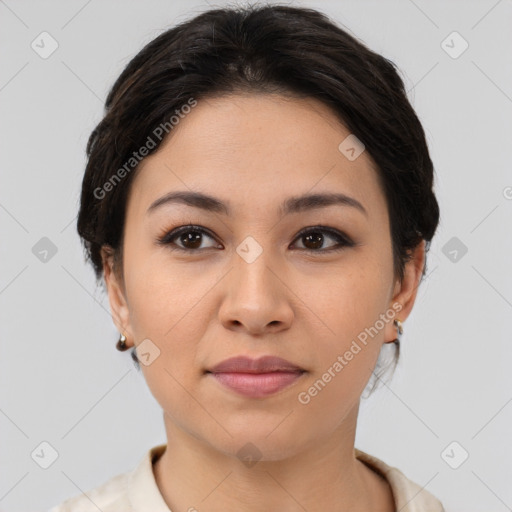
left=152, top=404, right=394, bottom=512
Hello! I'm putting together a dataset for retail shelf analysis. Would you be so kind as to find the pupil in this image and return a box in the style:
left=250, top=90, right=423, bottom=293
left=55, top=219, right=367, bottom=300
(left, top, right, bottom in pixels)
left=305, top=232, right=323, bottom=249
left=182, top=231, right=201, bottom=248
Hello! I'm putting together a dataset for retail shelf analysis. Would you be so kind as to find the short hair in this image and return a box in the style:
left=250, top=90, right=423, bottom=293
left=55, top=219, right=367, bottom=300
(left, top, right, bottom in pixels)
left=77, top=3, right=440, bottom=389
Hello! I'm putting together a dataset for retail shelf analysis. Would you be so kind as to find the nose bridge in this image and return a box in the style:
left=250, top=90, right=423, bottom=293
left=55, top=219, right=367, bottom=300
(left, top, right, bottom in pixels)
left=218, top=232, right=294, bottom=333
left=233, top=235, right=278, bottom=298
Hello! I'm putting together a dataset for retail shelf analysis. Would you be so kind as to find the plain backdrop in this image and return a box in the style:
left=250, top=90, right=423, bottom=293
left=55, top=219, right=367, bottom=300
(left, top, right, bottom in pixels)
left=1, top=0, right=511, bottom=511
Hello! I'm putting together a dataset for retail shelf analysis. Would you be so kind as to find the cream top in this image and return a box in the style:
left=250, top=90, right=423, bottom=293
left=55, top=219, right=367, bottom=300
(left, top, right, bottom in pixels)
left=48, top=443, right=445, bottom=511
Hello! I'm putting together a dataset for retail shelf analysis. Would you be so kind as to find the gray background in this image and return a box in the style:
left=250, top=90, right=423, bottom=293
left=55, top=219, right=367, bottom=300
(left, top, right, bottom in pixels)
left=1, top=0, right=511, bottom=511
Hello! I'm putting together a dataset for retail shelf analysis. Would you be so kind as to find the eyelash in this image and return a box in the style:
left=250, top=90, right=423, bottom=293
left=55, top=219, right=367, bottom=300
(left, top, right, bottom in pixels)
left=155, top=224, right=356, bottom=254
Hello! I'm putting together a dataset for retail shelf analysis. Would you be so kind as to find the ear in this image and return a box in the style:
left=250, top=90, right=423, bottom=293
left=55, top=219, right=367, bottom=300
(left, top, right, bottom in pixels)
left=385, top=239, right=426, bottom=343
left=101, top=245, right=133, bottom=348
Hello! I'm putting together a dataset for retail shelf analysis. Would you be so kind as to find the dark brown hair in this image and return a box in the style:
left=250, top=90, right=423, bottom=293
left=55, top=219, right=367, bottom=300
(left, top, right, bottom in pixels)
left=76, top=3, right=440, bottom=389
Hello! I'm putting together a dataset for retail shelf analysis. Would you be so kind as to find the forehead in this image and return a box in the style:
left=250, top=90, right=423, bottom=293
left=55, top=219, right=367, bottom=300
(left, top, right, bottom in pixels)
left=126, top=93, right=386, bottom=222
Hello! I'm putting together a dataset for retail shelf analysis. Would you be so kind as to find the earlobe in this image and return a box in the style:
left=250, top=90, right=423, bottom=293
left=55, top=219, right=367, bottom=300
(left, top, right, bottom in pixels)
left=100, top=245, right=132, bottom=347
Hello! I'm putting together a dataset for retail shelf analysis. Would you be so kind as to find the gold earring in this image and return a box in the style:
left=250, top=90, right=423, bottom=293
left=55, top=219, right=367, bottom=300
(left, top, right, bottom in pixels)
left=394, top=319, right=403, bottom=337
left=116, top=332, right=128, bottom=351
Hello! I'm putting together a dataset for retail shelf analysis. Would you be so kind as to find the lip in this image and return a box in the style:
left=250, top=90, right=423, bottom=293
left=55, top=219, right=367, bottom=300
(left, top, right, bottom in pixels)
left=206, top=355, right=306, bottom=398
left=208, top=355, right=304, bottom=374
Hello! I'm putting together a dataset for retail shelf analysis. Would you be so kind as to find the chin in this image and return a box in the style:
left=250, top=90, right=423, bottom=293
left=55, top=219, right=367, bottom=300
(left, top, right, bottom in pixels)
left=201, top=422, right=314, bottom=463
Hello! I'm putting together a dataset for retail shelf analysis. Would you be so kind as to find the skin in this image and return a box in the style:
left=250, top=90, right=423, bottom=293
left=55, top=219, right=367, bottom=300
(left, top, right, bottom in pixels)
left=101, top=92, right=426, bottom=512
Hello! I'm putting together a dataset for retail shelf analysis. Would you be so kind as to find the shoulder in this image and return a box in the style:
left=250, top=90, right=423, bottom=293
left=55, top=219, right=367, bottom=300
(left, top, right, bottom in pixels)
left=47, top=470, right=131, bottom=512
left=355, top=448, right=445, bottom=512
left=47, top=444, right=169, bottom=512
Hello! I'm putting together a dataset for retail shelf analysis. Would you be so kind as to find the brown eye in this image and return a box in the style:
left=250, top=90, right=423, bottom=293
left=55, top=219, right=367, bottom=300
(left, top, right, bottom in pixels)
left=291, top=226, right=354, bottom=253
left=157, top=225, right=221, bottom=252
left=177, top=230, right=203, bottom=249
left=302, top=231, right=324, bottom=250
left=157, top=224, right=354, bottom=254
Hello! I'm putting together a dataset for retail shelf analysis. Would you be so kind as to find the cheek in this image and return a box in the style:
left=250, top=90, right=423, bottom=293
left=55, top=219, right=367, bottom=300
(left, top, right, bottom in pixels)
left=305, top=257, right=391, bottom=387
left=124, top=253, right=217, bottom=393
left=295, top=287, right=387, bottom=426
left=124, top=243, right=203, bottom=339
left=128, top=275, right=206, bottom=360
left=308, top=254, right=391, bottom=339
left=126, top=270, right=206, bottom=420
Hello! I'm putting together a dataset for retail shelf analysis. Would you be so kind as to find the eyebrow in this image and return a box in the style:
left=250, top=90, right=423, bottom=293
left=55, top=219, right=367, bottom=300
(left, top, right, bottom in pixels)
left=146, top=190, right=368, bottom=218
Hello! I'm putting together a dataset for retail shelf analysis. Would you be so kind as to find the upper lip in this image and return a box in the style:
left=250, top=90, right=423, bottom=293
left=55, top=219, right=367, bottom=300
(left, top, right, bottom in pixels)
left=207, top=355, right=304, bottom=374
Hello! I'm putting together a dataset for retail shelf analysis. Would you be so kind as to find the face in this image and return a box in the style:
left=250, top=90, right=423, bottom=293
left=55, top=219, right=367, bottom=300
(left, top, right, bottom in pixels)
left=102, top=92, right=425, bottom=460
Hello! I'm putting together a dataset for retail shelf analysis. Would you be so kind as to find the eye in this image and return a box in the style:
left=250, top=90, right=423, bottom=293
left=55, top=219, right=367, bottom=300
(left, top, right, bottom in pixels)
left=156, top=225, right=221, bottom=252
left=156, top=224, right=355, bottom=254
left=290, top=226, right=355, bottom=253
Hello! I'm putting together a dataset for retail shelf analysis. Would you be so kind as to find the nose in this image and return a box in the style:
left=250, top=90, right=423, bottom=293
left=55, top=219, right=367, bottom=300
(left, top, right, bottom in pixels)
left=218, top=248, right=294, bottom=336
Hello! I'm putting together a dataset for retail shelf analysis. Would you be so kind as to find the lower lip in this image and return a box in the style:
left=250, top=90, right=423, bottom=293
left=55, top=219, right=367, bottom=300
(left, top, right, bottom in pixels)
left=208, top=371, right=304, bottom=398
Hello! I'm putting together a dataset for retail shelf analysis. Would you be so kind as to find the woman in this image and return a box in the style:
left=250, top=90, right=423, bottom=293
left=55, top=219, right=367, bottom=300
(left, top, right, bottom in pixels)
left=50, top=4, right=444, bottom=511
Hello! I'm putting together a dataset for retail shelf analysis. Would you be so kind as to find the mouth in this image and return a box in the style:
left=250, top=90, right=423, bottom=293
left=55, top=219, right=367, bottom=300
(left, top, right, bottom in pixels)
left=205, top=355, right=306, bottom=398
